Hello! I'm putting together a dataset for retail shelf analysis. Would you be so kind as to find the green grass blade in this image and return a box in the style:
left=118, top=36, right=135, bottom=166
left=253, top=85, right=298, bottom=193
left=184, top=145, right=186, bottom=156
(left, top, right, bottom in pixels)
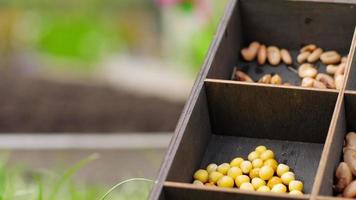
left=48, top=153, right=99, bottom=200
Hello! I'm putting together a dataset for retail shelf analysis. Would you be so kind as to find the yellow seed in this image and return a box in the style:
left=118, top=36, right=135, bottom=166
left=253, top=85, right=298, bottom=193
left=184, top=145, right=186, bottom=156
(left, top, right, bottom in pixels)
left=206, top=163, right=218, bottom=173
left=289, top=190, right=303, bottom=195
left=255, top=145, right=267, bottom=154
left=264, top=159, right=278, bottom=171
left=193, top=169, right=209, bottom=183
left=248, top=151, right=260, bottom=161
left=230, top=157, right=244, bottom=167
left=259, top=165, right=274, bottom=180
left=260, top=150, right=274, bottom=161
left=249, top=168, right=260, bottom=179
left=251, top=178, right=266, bottom=190
left=227, top=167, right=242, bottom=179
left=289, top=180, right=303, bottom=192
left=205, top=182, right=216, bottom=187
left=281, top=172, right=295, bottom=185
left=239, top=182, right=255, bottom=191
left=267, top=176, right=282, bottom=188
left=240, top=160, right=253, bottom=174
left=217, top=163, right=230, bottom=175
left=252, top=159, right=264, bottom=168
left=257, top=185, right=271, bottom=192
left=217, top=176, right=235, bottom=188
left=276, top=164, right=290, bottom=177
left=271, top=183, right=287, bottom=193
left=209, top=171, right=224, bottom=184
left=193, top=180, right=204, bottom=185
left=235, top=175, right=250, bottom=187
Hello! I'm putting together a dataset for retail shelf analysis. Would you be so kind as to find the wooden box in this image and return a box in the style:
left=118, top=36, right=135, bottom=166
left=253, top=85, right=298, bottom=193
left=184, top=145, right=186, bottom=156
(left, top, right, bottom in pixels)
left=150, top=0, right=356, bottom=199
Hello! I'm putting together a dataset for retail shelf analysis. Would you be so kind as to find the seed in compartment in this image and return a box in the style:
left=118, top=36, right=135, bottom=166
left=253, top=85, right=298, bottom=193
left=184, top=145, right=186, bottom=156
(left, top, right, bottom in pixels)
left=260, top=149, right=275, bottom=161
left=227, top=167, right=242, bottom=179
left=316, top=73, right=336, bottom=89
left=277, top=164, right=290, bottom=177
left=300, top=44, right=317, bottom=53
left=217, top=176, right=234, bottom=188
left=320, top=51, right=341, bottom=65
left=289, top=180, right=303, bottom=192
left=313, top=80, right=327, bottom=89
left=230, top=157, right=244, bottom=167
left=235, top=70, right=254, bottom=82
left=206, top=163, right=218, bottom=173
left=271, top=183, right=287, bottom=193
left=252, top=159, right=264, bottom=168
left=240, top=160, right=253, bottom=174
left=249, top=168, right=260, bottom=179
left=307, top=48, right=323, bottom=63
left=264, top=159, right=278, bottom=171
left=251, top=178, right=266, bottom=190
left=217, top=163, right=230, bottom=175
left=289, top=190, right=303, bottom=195
left=343, top=180, right=356, bottom=198
left=343, top=148, right=356, bottom=176
left=239, top=182, right=255, bottom=191
left=209, top=171, right=224, bottom=184
left=193, top=180, right=204, bottom=185
left=259, top=165, right=274, bottom=180
left=270, top=74, right=282, bottom=85
left=326, top=64, right=338, bottom=75
left=335, top=162, right=352, bottom=192
left=267, top=46, right=281, bottom=66
left=248, top=151, right=260, bottom=161
left=301, top=77, right=314, bottom=88
left=281, top=171, right=295, bottom=185
left=257, top=185, right=271, bottom=192
left=280, top=49, right=292, bottom=65
left=258, top=74, right=272, bottom=84
left=297, top=51, right=311, bottom=63
left=267, top=176, right=283, bottom=189
left=205, top=182, right=216, bottom=187
left=255, top=145, right=267, bottom=154
left=258, top=44, right=267, bottom=65
left=298, top=63, right=317, bottom=78
left=241, top=41, right=260, bottom=61
left=335, top=75, right=344, bottom=90
left=193, top=169, right=209, bottom=183
left=235, top=175, right=250, bottom=187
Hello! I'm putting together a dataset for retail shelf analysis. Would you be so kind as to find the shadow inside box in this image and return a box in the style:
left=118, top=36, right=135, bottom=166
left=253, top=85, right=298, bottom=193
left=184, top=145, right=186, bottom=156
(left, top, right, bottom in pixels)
left=200, top=135, right=323, bottom=194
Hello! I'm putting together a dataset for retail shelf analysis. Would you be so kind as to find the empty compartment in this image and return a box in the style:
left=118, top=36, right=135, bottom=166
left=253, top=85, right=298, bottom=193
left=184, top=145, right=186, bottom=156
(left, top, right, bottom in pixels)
left=165, top=80, right=338, bottom=195
left=207, top=0, right=356, bottom=85
left=317, top=93, right=356, bottom=197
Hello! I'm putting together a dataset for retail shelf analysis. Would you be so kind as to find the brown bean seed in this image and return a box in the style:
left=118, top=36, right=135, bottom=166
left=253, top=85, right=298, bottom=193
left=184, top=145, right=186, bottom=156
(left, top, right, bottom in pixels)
left=235, top=70, right=254, bottom=82
left=342, top=56, right=348, bottom=63
left=335, top=75, right=344, bottom=90
left=280, top=49, right=292, bottom=65
left=326, top=65, right=338, bottom=75
left=315, top=73, right=335, bottom=89
left=267, top=46, right=281, bottom=66
left=335, top=63, right=346, bottom=77
left=343, top=180, right=356, bottom=198
left=320, top=51, right=341, bottom=65
left=297, top=51, right=311, bottom=63
left=298, top=63, right=317, bottom=78
left=307, top=48, right=323, bottom=63
left=301, top=77, right=314, bottom=87
left=258, top=74, right=272, bottom=84
left=270, top=74, right=282, bottom=85
left=335, top=162, right=353, bottom=193
left=313, top=80, right=327, bottom=89
left=257, top=45, right=267, bottom=65
left=300, top=44, right=317, bottom=53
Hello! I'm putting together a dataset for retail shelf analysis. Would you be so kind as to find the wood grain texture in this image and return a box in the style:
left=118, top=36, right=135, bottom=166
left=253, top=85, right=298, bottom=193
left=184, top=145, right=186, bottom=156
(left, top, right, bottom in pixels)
left=205, top=80, right=337, bottom=143
left=166, top=89, right=212, bottom=183
left=163, top=182, right=309, bottom=200
left=346, top=38, right=356, bottom=90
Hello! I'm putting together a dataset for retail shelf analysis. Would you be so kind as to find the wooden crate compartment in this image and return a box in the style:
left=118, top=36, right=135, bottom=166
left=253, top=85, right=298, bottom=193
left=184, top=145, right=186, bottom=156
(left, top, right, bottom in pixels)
left=207, top=0, right=356, bottom=85
left=315, top=93, right=356, bottom=198
left=164, top=81, right=337, bottom=196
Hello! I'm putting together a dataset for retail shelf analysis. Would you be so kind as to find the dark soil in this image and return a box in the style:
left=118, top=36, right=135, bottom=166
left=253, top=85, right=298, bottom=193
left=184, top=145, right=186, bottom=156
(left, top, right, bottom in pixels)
left=0, top=71, right=184, bottom=133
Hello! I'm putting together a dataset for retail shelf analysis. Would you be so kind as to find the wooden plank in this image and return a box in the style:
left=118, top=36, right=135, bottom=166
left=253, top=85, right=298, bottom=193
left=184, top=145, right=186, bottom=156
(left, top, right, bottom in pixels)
left=163, top=182, right=310, bottom=200
left=205, top=80, right=337, bottom=143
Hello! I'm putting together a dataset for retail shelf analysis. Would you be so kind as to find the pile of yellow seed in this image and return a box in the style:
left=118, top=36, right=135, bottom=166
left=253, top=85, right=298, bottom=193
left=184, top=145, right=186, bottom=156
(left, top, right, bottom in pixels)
left=192, top=145, right=304, bottom=195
